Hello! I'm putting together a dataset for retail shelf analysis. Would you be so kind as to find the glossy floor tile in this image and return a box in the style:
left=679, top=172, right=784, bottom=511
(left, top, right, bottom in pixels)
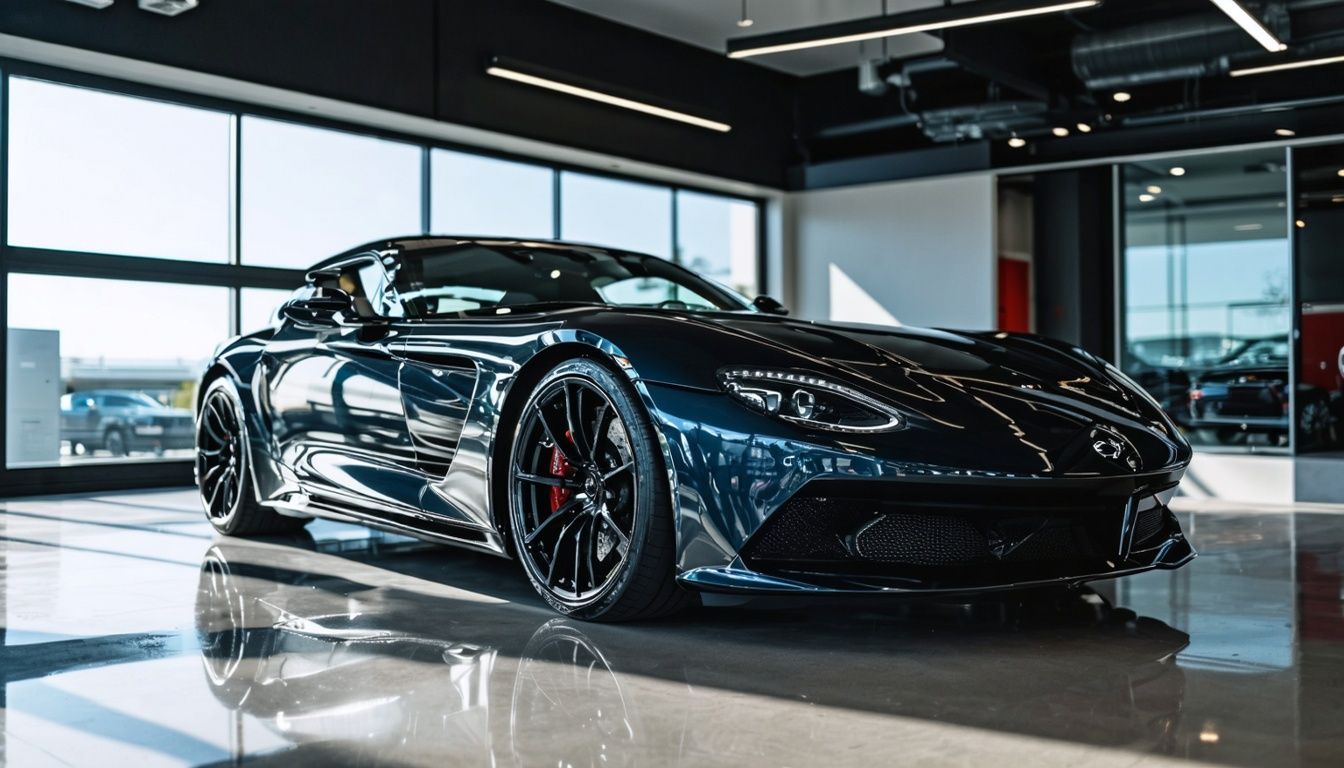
left=1, top=490, right=1342, bottom=767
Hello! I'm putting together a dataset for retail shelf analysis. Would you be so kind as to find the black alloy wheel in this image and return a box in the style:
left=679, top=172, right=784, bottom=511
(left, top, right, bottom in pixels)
left=508, top=359, right=689, bottom=621
left=196, top=378, right=306, bottom=536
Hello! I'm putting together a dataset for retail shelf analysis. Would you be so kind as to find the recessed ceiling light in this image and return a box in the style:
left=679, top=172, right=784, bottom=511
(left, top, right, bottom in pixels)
left=1336, top=169, right=1344, bottom=178
left=1209, top=0, right=1287, bottom=52
left=1169, top=167, right=1186, bottom=176
left=1138, top=193, right=1155, bottom=202
left=1051, top=126, right=1069, bottom=137
left=726, top=0, right=1100, bottom=59
left=1146, top=185, right=1162, bottom=194
left=1295, top=219, right=1306, bottom=228
left=1112, top=91, right=1132, bottom=103
left=1008, top=137, right=1027, bottom=148
left=1275, top=128, right=1296, bottom=137
left=1076, top=122, right=1092, bottom=133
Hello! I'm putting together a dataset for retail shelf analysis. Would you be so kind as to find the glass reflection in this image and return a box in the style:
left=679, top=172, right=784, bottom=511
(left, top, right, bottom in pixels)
left=1291, top=144, right=1344, bottom=453
left=1120, top=148, right=1292, bottom=451
left=194, top=539, right=1190, bottom=765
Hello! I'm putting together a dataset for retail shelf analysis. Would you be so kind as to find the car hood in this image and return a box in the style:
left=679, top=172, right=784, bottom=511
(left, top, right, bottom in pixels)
left=618, top=311, right=1187, bottom=475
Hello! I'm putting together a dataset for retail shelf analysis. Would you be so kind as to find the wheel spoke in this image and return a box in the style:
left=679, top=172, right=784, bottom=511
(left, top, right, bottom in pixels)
left=204, top=468, right=228, bottom=514
left=221, top=473, right=236, bottom=513
left=572, top=515, right=586, bottom=597
left=588, top=402, right=610, bottom=459
left=201, top=408, right=228, bottom=444
left=534, top=400, right=583, bottom=466
left=563, top=381, right=584, bottom=460
left=201, top=462, right=225, bottom=494
left=207, top=396, right=232, bottom=436
left=585, top=516, right=599, bottom=585
left=598, top=510, right=631, bottom=558
left=545, top=517, right=582, bottom=587
left=523, top=495, right=584, bottom=545
left=602, top=460, right=633, bottom=483
left=514, top=471, right=581, bottom=489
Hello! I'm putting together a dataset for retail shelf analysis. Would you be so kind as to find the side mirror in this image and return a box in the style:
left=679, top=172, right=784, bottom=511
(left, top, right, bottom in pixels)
left=281, top=289, right=354, bottom=329
left=752, top=295, right=789, bottom=316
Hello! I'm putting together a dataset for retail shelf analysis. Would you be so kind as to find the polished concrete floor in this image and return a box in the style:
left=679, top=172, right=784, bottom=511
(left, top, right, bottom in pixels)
left=1, top=491, right=1342, bottom=767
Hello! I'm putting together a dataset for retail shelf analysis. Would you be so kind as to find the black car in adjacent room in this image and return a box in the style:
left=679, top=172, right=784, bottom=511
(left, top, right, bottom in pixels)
left=196, top=236, right=1195, bottom=621
left=1187, top=336, right=1336, bottom=448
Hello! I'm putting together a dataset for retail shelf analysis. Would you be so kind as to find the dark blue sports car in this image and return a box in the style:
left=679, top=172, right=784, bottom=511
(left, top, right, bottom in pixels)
left=196, top=236, right=1194, bottom=621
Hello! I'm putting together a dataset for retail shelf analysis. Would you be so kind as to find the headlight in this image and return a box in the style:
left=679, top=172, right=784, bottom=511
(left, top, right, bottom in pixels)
left=717, top=368, right=905, bottom=433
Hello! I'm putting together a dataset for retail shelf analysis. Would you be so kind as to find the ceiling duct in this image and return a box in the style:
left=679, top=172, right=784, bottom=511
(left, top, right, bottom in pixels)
left=815, top=100, right=1049, bottom=142
left=1071, top=4, right=1290, bottom=89
left=918, top=100, right=1049, bottom=142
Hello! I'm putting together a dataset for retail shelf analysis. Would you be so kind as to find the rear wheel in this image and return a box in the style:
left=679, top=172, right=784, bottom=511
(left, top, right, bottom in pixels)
left=508, top=359, right=690, bottom=622
left=197, top=378, right=306, bottom=536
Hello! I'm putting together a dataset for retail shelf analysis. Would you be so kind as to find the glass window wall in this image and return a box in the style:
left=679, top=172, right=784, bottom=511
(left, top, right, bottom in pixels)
left=1119, top=148, right=1292, bottom=451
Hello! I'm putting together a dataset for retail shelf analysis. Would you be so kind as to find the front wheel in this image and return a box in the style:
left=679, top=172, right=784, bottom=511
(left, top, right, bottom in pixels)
left=197, top=377, right=307, bottom=536
left=508, top=359, right=690, bottom=622
left=104, top=428, right=128, bottom=456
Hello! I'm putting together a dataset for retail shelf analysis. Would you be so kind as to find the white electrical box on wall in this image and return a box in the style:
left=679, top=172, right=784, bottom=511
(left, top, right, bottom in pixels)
left=6, top=328, right=61, bottom=467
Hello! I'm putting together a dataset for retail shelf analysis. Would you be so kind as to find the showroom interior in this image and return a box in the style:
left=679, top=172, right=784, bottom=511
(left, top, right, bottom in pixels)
left=0, top=0, right=1342, bottom=765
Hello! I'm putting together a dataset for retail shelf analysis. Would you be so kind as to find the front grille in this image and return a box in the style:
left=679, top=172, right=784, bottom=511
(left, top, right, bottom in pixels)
left=1131, top=504, right=1166, bottom=547
left=740, top=481, right=1175, bottom=588
left=851, top=512, right=988, bottom=565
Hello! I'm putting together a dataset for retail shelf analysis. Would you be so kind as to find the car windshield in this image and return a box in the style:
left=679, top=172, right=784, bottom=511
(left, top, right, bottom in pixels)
left=390, top=243, right=754, bottom=318
left=1220, top=338, right=1289, bottom=367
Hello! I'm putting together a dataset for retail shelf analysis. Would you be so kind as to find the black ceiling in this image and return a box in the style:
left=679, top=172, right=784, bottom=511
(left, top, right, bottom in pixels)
left=2, top=0, right=1344, bottom=190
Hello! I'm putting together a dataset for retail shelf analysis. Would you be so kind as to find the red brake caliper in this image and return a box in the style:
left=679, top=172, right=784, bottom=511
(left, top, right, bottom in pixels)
left=548, top=430, right=577, bottom=512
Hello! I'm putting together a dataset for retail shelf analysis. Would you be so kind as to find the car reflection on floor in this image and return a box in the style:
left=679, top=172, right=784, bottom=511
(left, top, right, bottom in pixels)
left=195, top=535, right=1190, bottom=766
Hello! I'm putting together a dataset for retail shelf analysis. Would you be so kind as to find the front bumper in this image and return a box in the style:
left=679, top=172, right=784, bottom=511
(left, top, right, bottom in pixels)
left=675, top=472, right=1193, bottom=594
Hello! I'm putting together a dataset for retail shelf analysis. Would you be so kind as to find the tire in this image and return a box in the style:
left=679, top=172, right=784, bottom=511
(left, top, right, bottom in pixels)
left=197, top=377, right=307, bottom=536
left=105, top=428, right=128, bottom=456
left=1300, top=398, right=1336, bottom=449
left=507, top=358, right=691, bottom=622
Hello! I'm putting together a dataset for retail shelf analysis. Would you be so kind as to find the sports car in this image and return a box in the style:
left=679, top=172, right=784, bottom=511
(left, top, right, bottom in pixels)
left=195, top=235, right=1195, bottom=621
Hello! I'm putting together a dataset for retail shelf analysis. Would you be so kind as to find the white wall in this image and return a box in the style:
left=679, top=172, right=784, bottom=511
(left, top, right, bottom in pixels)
left=789, top=174, right=996, bottom=329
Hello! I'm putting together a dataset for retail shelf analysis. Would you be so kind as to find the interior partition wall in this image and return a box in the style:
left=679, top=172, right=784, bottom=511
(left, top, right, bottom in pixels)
left=0, top=61, right=765, bottom=496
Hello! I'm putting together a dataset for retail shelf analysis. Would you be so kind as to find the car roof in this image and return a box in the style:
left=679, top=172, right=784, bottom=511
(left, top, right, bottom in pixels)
left=311, top=235, right=638, bottom=273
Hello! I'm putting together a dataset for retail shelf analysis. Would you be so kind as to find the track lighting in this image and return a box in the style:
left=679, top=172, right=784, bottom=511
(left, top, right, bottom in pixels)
left=485, top=57, right=731, bottom=133
left=1208, top=0, right=1287, bottom=53
left=1231, top=53, right=1344, bottom=77
left=727, top=0, right=1100, bottom=59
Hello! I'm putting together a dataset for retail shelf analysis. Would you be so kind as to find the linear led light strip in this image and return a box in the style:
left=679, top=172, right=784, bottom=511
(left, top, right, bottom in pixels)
left=1231, top=53, right=1344, bottom=77
left=485, top=66, right=732, bottom=133
left=727, top=0, right=1099, bottom=59
left=1208, top=0, right=1286, bottom=53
